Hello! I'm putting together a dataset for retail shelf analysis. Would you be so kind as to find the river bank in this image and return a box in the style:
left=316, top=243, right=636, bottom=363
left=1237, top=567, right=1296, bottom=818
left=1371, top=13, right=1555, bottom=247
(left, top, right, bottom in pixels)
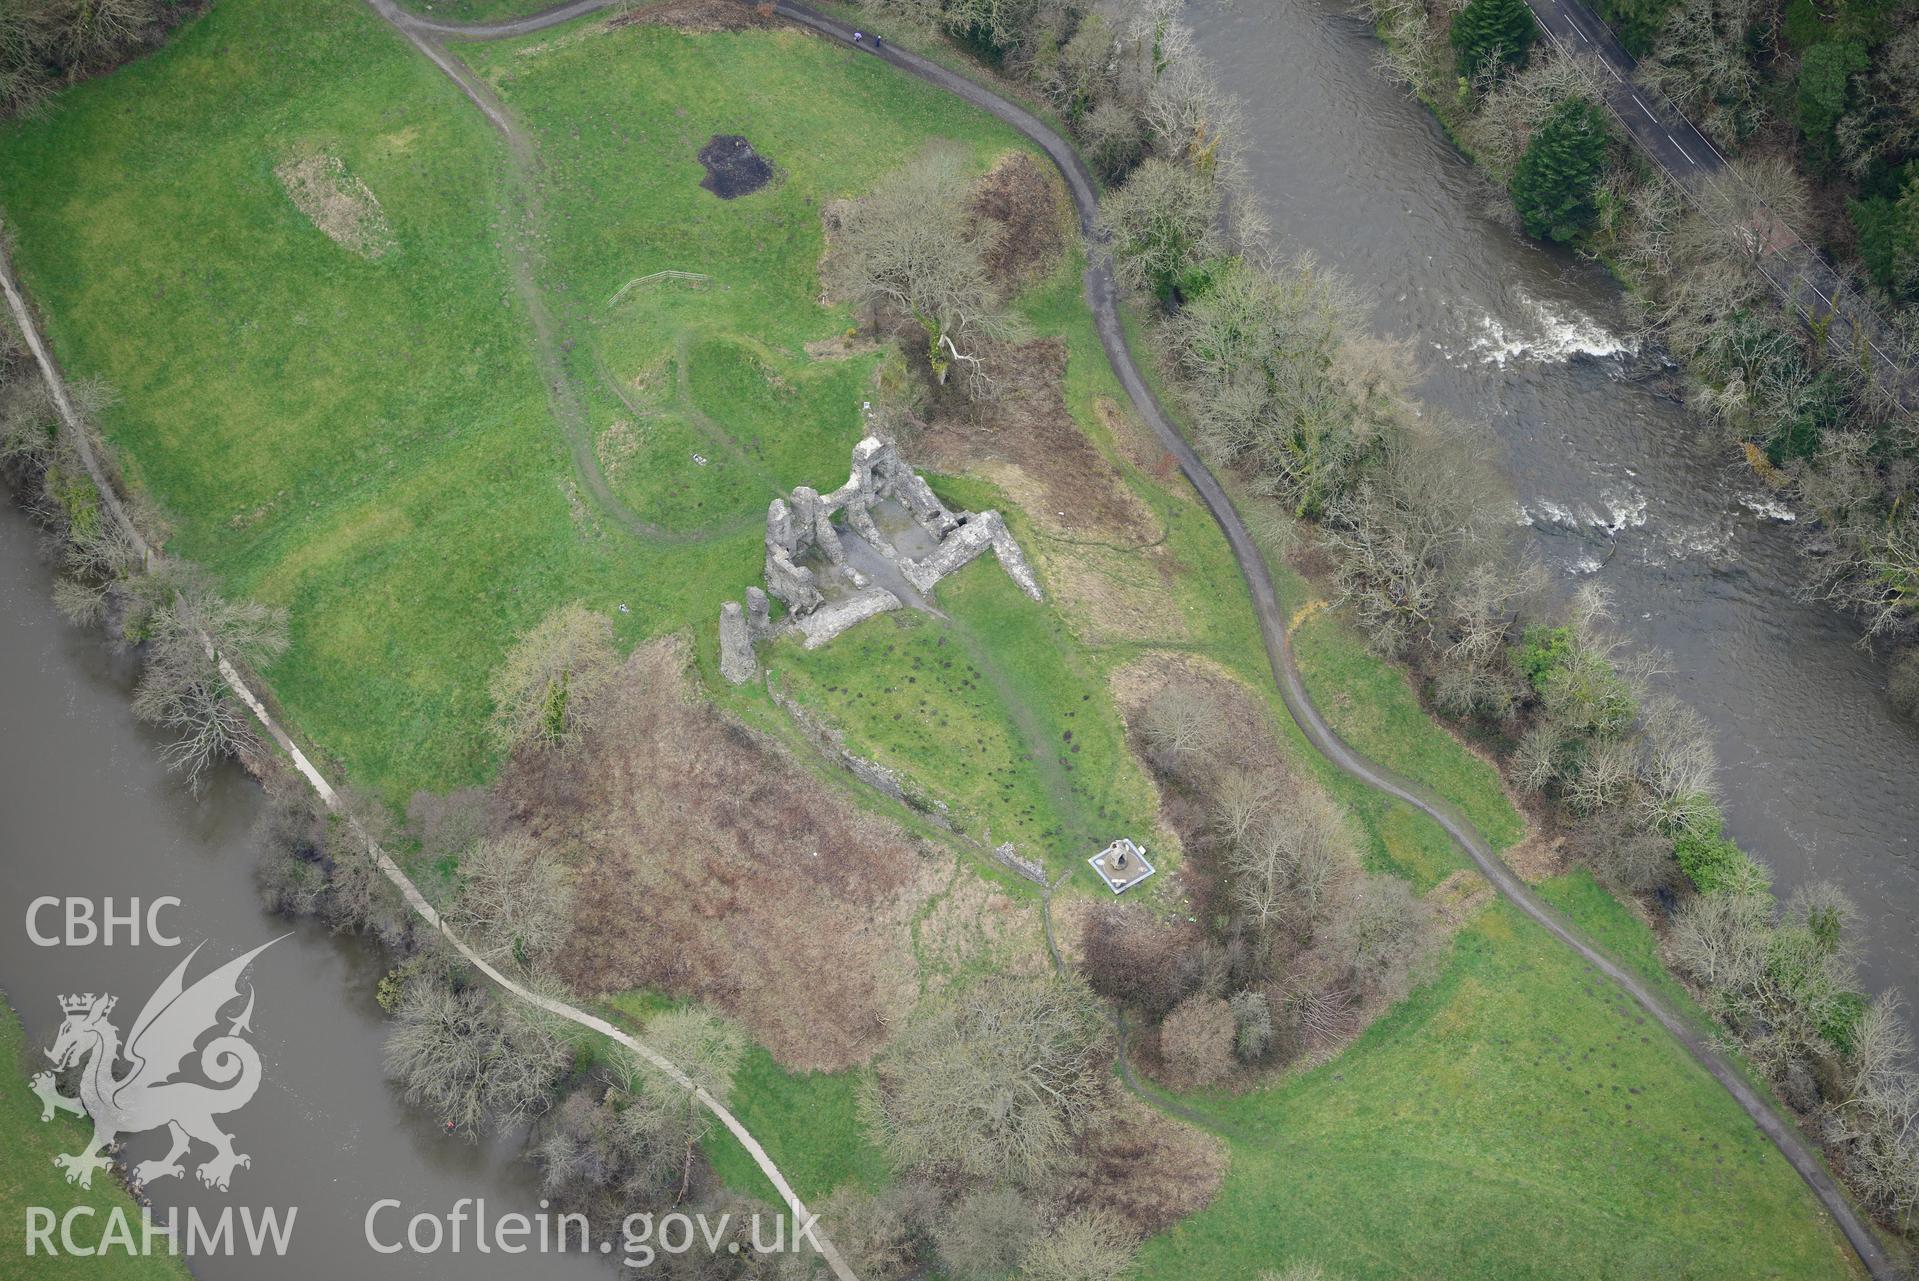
left=0, top=502, right=607, bottom=1280
left=1187, top=0, right=1919, bottom=1014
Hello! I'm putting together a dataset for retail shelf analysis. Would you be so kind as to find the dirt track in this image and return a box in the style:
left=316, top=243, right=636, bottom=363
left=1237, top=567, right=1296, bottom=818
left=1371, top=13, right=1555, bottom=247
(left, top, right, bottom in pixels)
left=372, top=0, right=1897, bottom=1274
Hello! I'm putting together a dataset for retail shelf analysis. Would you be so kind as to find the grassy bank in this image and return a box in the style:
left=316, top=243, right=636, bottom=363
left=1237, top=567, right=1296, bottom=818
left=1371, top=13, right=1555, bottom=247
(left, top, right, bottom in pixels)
left=0, top=997, right=193, bottom=1281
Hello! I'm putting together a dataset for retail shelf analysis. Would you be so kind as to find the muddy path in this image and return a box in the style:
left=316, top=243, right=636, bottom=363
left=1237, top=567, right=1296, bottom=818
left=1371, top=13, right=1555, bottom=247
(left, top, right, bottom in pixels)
left=373, top=0, right=1896, bottom=1271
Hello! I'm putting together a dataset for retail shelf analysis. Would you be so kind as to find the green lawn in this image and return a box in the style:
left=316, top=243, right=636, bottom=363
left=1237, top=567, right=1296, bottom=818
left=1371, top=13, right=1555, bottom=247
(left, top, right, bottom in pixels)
left=1, top=998, right=192, bottom=1281
left=701, top=1046, right=891, bottom=1207
left=602, top=990, right=889, bottom=1208
left=398, top=0, right=558, bottom=21
left=1137, top=901, right=1862, bottom=1281
left=0, top=0, right=1041, bottom=801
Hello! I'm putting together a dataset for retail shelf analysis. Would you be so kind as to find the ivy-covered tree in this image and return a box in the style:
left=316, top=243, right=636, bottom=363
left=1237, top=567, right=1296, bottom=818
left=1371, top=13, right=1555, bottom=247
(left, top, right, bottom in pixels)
left=1795, top=40, right=1868, bottom=171
left=1848, top=183, right=1919, bottom=299
left=1451, top=0, right=1538, bottom=81
left=1510, top=96, right=1611, bottom=242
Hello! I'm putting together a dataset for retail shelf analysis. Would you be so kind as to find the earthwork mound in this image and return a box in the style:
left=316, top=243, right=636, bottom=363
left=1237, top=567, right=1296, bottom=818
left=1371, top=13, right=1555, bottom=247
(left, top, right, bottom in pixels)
left=698, top=135, right=774, bottom=199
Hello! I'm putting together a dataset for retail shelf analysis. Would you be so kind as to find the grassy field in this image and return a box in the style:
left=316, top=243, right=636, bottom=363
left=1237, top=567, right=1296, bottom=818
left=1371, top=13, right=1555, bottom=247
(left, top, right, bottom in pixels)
left=0, top=3, right=1871, bottom=1276
left=1136, top=901, right=1862, bottom=1281
left=0, top=998, right=193, bottom=1281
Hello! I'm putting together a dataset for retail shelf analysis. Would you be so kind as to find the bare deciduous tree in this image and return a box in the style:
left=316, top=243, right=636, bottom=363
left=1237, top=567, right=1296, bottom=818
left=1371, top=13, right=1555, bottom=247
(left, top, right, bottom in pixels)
left=488, top=602, right=618, bottom=753
left=1224, top=787, right=1357, bottom=942
left=865, top=974, right=1110, bottom=1182
left=1636, top=0, right=1769, bottom=148
left=1139, top=685, right=1224, bottom=774
left=129, top=568, right=288, bottom=791
left=1322, top=415, right=1518, bottom=659
left=1323, top=875, right=1435, bottom=1002
left=1668, top=889, right=1771, bottom=994
left=832, top=146, right=1021, bottom=396
left=385, top=977, right=572, bottom=1135
left=447, top=833, right=575, bottom=975
left=1636, top=695, right=1720, bottom=832
left=1098, top=157, right=1221, bottom=296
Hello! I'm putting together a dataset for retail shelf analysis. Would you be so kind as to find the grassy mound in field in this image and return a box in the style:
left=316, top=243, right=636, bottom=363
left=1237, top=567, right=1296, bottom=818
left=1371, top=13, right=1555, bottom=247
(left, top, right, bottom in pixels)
left=0, top=3, right=1865, bottom=1276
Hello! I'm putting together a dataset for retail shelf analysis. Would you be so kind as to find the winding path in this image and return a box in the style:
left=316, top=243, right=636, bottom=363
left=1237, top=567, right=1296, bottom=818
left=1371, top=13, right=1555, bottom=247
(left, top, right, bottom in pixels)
left=386, top=0, right=1898, bottom=1271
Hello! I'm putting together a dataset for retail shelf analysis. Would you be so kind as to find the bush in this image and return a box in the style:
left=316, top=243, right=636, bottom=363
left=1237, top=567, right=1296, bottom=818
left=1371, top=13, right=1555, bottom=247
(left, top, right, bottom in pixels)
left=933, top=1187, right=1039, bottom=1280
left=1229, top=988, right=1275, bottom=1063
left=1158, top=994, right=1237, bottom=1087
left=1514, top=624, right=1574, bottom=689
left=1673, top=826, right=1770, bottom=895
left=1795, top=41, right=1868, bottom=166
left=1510, top=96, right=1611, bottom=242
left=1450, top=0, right=1537, bottom=80
left=1098, top=158, right=1221, bottom=299
left=1020, top=1209, right=1137, bottom=1281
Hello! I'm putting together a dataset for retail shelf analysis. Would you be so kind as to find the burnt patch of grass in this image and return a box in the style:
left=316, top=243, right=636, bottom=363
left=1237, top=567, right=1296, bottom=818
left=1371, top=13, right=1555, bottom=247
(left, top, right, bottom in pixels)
left=698, top=134, right=775, bottom=199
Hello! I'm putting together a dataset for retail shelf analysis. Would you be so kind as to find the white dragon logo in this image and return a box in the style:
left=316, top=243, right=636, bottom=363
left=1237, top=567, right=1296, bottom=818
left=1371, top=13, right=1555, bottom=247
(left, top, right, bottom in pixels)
left=30, top=937, right=282, bottom=1192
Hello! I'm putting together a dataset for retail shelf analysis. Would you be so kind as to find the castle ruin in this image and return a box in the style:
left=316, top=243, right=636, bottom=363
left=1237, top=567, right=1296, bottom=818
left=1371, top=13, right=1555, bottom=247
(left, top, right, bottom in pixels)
left=719, top=436, right=1042, bottom=682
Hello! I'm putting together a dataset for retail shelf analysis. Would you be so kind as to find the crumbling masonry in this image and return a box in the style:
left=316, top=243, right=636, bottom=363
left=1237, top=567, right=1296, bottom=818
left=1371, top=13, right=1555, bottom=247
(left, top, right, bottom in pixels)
left=719, top=436, right=1042, bottom=682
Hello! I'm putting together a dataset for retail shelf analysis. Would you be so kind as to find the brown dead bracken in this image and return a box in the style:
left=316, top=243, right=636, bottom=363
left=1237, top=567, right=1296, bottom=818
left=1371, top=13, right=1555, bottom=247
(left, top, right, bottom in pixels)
left=968, top=150, right=1067, bottom=293
left=918, top=338, right=1157, bottom=543
left=494, top=637, right=942, bottom=1071
left=1055, top=1093, right=1227, bottom=1237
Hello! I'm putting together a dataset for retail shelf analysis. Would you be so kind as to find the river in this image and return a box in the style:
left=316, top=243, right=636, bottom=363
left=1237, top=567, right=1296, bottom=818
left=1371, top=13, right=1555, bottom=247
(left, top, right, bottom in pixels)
left=0, top=503, right=604, bottom=1279
left=1188, top=0, right=1919, bottom=1002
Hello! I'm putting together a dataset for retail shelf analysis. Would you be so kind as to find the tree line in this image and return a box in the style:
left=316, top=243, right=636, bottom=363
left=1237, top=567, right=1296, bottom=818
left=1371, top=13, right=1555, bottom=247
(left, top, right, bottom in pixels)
left=1, top=0, right=199, bottom=116
left=1363, top=0, right=1919, bottom=707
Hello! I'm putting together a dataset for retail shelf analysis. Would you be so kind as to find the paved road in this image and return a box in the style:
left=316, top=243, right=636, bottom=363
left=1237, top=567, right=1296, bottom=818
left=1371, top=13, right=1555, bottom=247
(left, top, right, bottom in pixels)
left=389, top=0, right=1897, bottom=1272
left=1522, top=0, right=1916, bottom=404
